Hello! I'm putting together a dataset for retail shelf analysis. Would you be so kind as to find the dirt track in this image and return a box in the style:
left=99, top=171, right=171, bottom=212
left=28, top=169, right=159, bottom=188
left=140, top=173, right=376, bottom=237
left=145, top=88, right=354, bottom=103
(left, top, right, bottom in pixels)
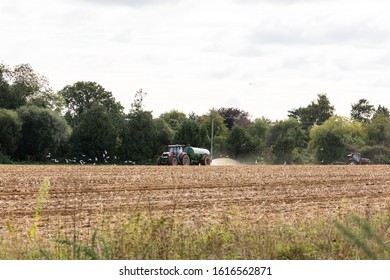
left=1, top=165, right=390, bottom=239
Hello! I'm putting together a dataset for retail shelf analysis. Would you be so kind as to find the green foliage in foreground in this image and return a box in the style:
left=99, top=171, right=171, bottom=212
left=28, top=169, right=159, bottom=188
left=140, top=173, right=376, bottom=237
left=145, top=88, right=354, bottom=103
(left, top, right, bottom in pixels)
left=2, top=211, right=390, bottom=260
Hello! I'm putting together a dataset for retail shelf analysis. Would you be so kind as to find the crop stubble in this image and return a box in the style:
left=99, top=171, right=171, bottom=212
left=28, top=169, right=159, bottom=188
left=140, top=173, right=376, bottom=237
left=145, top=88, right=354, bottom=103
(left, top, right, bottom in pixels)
left=0, top=165, right=389, bottom=240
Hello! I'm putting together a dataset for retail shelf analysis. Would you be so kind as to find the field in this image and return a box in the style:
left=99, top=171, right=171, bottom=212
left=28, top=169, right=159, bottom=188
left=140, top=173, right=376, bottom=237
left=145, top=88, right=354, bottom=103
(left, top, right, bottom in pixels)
left=1, top=164, right=390, bottom=259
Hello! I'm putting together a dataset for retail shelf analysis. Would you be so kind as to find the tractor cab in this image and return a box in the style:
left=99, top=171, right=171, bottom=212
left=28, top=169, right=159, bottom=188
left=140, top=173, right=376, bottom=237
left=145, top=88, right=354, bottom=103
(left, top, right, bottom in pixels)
left=164, top=145, right=183, bottom=157
left=351, top=153, right=361, bottom=162
left=346, top=152, right=370, bottom=165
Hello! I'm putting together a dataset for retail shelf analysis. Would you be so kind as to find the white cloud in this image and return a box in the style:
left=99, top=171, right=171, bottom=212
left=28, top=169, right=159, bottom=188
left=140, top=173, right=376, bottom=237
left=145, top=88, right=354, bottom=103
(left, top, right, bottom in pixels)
left=76, top=0, right=178, bottom=7
left=250, top=21, right=389, bottom=46
left=1, top=0, right=390, bottom=120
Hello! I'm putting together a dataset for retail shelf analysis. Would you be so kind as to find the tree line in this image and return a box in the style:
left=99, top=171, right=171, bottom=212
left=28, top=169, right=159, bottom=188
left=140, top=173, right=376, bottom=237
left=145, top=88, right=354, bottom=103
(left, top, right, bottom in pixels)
left=1, top=63, right=390, bottom=164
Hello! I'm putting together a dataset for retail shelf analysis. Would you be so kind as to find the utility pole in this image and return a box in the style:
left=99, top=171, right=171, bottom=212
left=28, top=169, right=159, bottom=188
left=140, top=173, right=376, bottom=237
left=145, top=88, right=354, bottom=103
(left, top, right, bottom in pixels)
left=211, top=116, right=214, bottom=160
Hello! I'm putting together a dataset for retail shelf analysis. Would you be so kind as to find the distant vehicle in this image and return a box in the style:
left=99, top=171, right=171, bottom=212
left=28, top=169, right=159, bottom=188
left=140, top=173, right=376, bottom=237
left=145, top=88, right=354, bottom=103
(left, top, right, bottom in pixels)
left=346, top=152, right=370, bottom=165
left=157, top=144, right=212, bottom=166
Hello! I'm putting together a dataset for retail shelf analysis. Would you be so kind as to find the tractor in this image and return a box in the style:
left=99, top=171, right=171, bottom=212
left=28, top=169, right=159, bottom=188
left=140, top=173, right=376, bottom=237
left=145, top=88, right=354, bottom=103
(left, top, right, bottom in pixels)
left=346, top=152, right=370, bottom=165
left=156, top=144, right=212, bottom=166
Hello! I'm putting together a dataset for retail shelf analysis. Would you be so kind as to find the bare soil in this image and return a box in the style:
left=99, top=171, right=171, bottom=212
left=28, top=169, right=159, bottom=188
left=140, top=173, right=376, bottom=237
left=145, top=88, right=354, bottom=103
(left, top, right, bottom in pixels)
left=1, top=165, right=389, bottom=240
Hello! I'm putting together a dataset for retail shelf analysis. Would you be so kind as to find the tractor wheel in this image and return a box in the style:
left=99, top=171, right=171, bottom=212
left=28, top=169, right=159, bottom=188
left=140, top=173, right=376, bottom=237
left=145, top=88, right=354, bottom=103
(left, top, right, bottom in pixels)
left=170, top=157, right=178, bottom=166
left=348, top=160, right=358, bottom=165
left=201, top=155, right=211, bottom=166
left=156, top=157, right=162, bottom=165
left=181, top=154, right=190, bottom=166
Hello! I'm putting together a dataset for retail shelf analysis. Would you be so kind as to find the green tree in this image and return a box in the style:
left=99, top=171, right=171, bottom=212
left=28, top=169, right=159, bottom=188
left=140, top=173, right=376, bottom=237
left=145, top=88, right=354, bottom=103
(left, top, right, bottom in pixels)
left=159, top=109, right=187, bottom=133
left=288, top=93, right=334, bottom=131
left=0, top=66, right=16, bottom=109
left=226, top=125, right=257, bottom=161
left=266, top=118, right=307, bottom=164
left=365, top=112, right=390, bottom=146
left=310, top=130, right=346, bottom=164
left=121, top=89, right=165, bottom=163
left=0, top=63, right=59, bottom=110
left=373, top=105, right=390, bottom=119
left=360, top=145, right=390, bottom=164
left=16, top=106, right=71, bottom=161
left=130, top=88, right=147, bottom=113
left=198, top=109, right=228, bottom=138
left=174, top=119, right=209, bottom=148
left=350, top=99, right=375, bottom=123
left=122, top=110, right=156, bottom=163
left=188, top=111, right=198, bottom=121
left=59, top=81, right=124, bottom=128
left=153, top=118, right=175, bottom=152
left=198, top=109, right=229, bottom=157
left=0, top=109, right=22, bottom=157
left=247, top=117, right=270, bottom=163
left=71, top=103, right=118, bottom=159
left=309, top=116, right=367, bottom=163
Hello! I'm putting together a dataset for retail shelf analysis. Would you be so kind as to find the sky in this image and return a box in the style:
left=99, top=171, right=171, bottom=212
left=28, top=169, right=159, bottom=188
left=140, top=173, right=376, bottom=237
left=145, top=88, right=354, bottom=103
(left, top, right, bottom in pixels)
left=1, top=0, right=390, bottom=121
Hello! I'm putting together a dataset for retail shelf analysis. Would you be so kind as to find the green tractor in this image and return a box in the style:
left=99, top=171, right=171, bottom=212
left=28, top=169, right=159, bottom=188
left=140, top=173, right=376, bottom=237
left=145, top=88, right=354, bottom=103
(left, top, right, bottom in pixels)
left=157, top=144, right=212, bottom=166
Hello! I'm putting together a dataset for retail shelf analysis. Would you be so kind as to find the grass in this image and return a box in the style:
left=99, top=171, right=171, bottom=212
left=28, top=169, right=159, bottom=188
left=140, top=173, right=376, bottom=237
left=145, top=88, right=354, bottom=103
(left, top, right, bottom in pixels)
left=334, top=215, right=390, bottom=259
left=1, top=178, right=390, bottom=260
left=1, top=209, right=390, bottom=260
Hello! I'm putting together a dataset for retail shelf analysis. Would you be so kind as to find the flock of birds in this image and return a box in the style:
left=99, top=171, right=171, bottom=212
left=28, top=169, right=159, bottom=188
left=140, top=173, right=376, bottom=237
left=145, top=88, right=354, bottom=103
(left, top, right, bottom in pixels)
left=46, top=151, right=136, bottom=165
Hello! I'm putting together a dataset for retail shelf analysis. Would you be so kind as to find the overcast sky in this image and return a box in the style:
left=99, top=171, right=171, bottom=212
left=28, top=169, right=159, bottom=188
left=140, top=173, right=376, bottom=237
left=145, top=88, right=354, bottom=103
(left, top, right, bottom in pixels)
left=2, top=0, right=390, bottom=120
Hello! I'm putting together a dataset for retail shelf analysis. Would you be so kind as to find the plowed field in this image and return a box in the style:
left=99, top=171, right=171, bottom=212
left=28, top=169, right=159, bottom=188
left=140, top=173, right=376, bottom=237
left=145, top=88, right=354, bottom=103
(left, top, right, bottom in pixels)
left=1, top=165, right=390, bottom=240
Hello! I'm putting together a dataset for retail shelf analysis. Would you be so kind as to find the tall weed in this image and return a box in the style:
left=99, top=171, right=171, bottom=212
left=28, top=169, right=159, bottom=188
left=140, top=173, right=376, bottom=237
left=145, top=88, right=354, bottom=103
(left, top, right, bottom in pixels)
left=28, top=178, right=50, bottom=240
left=334, top=214, right=390, bottom=259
